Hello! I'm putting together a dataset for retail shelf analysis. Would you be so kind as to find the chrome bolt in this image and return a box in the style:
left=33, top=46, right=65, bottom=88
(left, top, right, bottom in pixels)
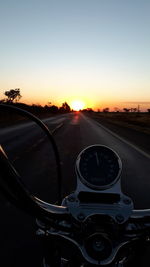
left=116, top=214, right=124, bottom=223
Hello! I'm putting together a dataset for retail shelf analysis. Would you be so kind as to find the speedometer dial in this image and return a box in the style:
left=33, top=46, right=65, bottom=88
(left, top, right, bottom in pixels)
left=76, top=145, right=122, bottom=190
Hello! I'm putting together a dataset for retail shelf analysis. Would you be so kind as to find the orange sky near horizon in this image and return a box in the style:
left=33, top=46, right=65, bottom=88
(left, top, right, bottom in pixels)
left=0, top=88, right=149, bottom=112
left=0, top=65, right=149, bottom=111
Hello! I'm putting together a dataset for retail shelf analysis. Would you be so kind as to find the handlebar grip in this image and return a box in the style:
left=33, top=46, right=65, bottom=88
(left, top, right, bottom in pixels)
left=0, top=145, right=69, bottom=222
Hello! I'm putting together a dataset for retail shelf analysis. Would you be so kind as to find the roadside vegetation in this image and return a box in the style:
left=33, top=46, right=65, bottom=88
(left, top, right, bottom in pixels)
left=85, top=111, right=150, bottom=135
left=0, top=88, right=72, bottom=127
left=1, top=88, right=150, bottom=134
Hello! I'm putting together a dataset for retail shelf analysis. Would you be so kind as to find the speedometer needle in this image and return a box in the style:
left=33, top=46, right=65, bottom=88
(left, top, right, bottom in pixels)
left=95, top=152, right=100, bottom=166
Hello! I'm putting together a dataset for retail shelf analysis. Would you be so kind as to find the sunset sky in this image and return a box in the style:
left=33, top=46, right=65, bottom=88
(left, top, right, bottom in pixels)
left=0, top=0, right=150, bottom=110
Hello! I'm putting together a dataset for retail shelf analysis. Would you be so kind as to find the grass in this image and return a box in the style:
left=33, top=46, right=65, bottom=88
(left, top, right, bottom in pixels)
left=90, top=112, right=150, bottom=135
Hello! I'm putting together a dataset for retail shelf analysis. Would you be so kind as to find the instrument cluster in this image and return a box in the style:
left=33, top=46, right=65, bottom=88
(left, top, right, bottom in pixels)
left=76, top=145, right=122, bottom=190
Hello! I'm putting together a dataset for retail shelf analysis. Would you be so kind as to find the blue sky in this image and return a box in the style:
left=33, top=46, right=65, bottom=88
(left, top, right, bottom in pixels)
left=0, top=0, right=150, bottom=109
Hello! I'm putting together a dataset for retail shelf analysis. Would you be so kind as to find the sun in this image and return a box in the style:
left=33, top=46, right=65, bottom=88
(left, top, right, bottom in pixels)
left=71, top=100, right=85, bottom=111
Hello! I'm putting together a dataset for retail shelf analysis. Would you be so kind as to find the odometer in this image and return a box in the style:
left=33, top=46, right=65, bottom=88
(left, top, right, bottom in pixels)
left=76, top=145, right=122, bottom=190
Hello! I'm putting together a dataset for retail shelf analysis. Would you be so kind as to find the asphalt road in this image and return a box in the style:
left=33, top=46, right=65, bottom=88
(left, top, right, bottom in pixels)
left=0, top=112, right=150, bottom=266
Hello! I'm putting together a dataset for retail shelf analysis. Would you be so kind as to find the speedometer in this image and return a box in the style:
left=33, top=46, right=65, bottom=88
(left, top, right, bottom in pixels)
left=76, top=145, right=122, bottom=190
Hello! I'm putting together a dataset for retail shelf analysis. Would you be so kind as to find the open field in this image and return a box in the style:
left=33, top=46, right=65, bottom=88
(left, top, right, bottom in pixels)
left=89, top=112, right=150, bottom=134
left=0, top=103, right=71, bottom=127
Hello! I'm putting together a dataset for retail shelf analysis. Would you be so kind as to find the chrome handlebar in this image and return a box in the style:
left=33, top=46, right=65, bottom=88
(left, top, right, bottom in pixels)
left=131, top=209, right=150, bottom=220
left=1, top=103, right=150, bottom=228
left=0, top=104, right=62, bottom=203
left=1, top=144, right=150, bottom=228
left=0, top=146, right=69, bottom=224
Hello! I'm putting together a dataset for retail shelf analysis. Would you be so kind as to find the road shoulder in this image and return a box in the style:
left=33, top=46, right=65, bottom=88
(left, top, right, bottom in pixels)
left=88, top=115, right=150, bottom=155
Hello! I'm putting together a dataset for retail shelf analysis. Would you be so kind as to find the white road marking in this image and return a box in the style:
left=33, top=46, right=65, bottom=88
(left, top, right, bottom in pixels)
left=93, top=118, right=150, bottom=160
left=82, top=114, right=150, bottom=160
left=51, top=122, right=64, bottom=134
left=11, top=123, right=64, bottom=162
left=1, top=116, right=66, bottom=135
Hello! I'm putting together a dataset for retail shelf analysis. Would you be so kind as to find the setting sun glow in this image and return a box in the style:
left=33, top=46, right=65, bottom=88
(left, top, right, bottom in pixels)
left=71, top=100, right=85, bottom=111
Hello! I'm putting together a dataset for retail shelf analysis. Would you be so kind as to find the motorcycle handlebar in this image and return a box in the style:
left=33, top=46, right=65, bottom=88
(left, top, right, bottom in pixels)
left=0, top=146, right=70, bottom=223
left=1, top=145, right=150, bottom=226
left=131, top=209, right=150, bottom=221
left=0, top=104, right=62, bottom=203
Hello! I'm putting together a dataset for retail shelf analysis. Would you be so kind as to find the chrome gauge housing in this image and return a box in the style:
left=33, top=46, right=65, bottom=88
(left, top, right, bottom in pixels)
left=76, top=145, right=122, bottom=190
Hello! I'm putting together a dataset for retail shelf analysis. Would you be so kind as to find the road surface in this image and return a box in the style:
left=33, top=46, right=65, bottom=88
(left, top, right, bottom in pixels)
left=0, top=112, right=150, bottom=266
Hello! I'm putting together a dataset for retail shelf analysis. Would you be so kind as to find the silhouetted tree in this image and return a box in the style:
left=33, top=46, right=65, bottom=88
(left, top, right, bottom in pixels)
left=147, top=109, right=150, bottom=114
left=44, top=102, right=59, bottom=113
left=4, top=88, right=22, bottom=103
left=123, top=108, right=130, bottom=113
left=87, top=108, right=94, bottom=112
left=49, top=105, right=59, bottom=113
left=130, top=108, right=137, bottom=113
left=103, top=107, right=109, bottom=113
left=82, top=108, right=93, bottom=112
left=60, top=102, right=71, bottom=113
